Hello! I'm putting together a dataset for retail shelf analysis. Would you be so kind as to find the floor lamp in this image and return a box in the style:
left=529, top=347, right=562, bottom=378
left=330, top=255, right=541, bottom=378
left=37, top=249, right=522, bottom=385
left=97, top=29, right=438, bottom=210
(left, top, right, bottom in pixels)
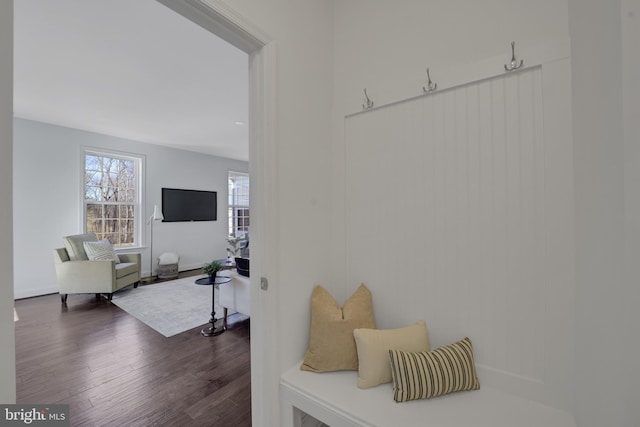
left=143, top=205, right=164, bottom=283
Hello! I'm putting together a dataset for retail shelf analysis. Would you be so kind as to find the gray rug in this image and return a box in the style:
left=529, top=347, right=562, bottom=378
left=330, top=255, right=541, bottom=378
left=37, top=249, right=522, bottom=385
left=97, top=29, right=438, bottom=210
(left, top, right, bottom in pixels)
left=111, top=275, right=227, bottom=337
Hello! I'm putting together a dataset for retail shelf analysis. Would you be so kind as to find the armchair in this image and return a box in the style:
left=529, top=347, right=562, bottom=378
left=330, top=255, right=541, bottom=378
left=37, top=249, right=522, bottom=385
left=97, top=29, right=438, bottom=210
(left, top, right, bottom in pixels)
left=53, top=233, right=141, bottom=303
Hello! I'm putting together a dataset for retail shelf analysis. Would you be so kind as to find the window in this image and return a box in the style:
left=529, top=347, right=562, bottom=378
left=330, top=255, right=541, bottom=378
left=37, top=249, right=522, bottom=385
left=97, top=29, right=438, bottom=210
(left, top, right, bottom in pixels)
left=228, top=171, right=249, bottom=237
left=83, top=150, right=143, bottom=247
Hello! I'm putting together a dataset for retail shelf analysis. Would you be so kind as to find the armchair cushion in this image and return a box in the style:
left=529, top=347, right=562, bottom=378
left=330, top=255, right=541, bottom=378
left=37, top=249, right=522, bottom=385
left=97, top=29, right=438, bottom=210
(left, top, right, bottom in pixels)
left=117, top=253, right=140, bottom=264
left=63, top=233, right=98, bottom=261
left=115, top=262, right=138, bottom=279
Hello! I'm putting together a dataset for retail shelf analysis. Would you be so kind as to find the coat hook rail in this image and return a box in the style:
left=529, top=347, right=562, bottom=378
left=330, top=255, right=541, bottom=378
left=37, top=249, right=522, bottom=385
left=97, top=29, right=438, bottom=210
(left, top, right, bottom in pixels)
left=362, top=88, right=374, bottom=110
left=504, top=41, right=524, bottom=72
left=422, top=68, right=437, bottom=93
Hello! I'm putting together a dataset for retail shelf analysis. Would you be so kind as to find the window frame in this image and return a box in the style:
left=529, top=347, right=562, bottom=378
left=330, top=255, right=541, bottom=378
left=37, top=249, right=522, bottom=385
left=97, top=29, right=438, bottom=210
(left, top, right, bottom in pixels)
left=81, top=147, right=145, bottom=249
left=228, top=170, right=250, bottom=237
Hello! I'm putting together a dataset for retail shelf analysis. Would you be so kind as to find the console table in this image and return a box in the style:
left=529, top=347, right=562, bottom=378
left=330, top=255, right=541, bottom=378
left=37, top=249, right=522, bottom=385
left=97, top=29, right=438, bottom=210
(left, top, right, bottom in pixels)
left=195, top=275, right=231, bottom=336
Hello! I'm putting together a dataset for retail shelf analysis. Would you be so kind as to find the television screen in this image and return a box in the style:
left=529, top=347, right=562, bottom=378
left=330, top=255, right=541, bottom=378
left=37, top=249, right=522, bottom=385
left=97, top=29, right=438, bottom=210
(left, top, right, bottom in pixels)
left=162, top=188, right=217, bottom=222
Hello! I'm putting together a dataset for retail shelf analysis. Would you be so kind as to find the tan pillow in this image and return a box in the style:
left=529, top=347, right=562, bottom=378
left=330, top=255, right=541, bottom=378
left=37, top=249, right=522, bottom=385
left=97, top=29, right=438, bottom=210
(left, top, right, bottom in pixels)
left=300, top=284, right=375, bottom=372
left=353, top=320, right=430, bottom=388
left=389, top=337, right=480, bottom=402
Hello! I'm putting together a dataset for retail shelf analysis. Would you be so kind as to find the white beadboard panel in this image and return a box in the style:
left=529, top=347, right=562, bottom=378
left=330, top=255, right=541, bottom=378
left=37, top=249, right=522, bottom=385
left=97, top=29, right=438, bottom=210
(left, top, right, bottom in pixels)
left=345, top=63, right=574, bottom=410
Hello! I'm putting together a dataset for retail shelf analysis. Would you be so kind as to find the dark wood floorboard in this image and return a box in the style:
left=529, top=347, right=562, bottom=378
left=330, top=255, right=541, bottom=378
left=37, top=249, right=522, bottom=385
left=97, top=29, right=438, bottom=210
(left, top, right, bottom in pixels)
left=14, top=271, right=251, bottom=427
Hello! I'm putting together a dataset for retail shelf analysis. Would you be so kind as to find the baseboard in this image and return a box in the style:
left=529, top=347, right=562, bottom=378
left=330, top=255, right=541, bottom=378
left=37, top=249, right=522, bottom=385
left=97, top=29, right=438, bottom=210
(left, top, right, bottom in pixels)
left=178, top=263, right=208, bottom=274
left=14, top=286, right=59, bottom=300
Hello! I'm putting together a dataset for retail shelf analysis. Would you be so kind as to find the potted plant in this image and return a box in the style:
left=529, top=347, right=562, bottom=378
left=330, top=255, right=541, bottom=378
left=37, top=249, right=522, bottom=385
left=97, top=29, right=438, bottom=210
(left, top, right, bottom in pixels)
left=202, top=260, right=223, bottom=281
left=226, top=234, right=245, bottom=260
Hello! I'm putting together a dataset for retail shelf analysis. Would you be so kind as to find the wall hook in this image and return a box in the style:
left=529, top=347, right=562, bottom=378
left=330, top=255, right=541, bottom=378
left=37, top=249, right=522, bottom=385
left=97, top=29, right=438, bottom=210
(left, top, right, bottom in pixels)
left=422, top=68, right=437, bottom=93
left=504, top=41, right=524, bottom=72
left=362, top=88, right=374, bottom=110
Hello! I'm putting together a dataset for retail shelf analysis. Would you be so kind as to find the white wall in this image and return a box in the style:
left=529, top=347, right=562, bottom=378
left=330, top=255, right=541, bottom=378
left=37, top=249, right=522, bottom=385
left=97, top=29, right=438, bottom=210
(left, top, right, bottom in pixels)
left=13, top=118, right=248, bottom=299
left=328, top=22, right=579, bottom=415
left=331, top=1, right=639, bottom=426
left=570, top=1, right=639, bottom=426
left=343, top=57, right=575, bottom=410
left=331, top=0, right=570, bottom=300
left=332, top=0, right=574, bottom=409
left=0, top=0, right=16, bottom=404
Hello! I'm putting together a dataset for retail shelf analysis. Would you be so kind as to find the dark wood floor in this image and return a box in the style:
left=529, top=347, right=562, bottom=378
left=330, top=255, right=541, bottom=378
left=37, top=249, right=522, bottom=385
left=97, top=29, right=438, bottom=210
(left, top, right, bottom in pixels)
left=14, top=272, right=251, bottom=427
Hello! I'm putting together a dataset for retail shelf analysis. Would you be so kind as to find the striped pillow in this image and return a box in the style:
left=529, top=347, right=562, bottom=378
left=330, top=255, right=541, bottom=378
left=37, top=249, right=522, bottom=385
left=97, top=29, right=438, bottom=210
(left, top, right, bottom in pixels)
left=83, top=239, right=120, bottom=263
left=388, top=337, right=480, bottom=402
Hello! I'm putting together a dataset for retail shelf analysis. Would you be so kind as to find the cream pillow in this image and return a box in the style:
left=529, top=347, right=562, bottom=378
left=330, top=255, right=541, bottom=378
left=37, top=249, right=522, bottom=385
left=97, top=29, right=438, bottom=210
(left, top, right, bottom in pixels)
left=83, top=239, right=120, bottom=263
left=300, top=284, right=375, bottom=372
left=353, top=320, right=429, bottom=388
left=389, top=337, right=480, bottom=402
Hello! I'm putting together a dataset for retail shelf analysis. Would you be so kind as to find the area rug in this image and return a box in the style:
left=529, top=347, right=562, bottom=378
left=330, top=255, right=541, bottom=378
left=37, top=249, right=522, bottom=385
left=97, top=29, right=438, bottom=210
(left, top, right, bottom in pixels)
left=111, top=275, right=228, bottom=337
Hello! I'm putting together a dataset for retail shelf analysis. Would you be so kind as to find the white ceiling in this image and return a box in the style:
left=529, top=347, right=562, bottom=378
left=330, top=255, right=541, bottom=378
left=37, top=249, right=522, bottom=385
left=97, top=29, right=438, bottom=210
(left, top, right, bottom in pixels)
left=13, top=0, right=249, bottom=161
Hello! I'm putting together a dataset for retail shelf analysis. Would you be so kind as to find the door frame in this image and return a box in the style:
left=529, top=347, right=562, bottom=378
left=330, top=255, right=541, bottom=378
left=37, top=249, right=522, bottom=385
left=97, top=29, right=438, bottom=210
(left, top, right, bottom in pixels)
left=155, top=1, right=279, bottom=425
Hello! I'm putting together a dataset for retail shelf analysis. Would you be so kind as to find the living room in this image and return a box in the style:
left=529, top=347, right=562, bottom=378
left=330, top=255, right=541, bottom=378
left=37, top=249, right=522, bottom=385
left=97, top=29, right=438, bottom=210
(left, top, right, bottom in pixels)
left=12, top=0, right=251, bottom=303
left=12, top=119, right=248, bottom=299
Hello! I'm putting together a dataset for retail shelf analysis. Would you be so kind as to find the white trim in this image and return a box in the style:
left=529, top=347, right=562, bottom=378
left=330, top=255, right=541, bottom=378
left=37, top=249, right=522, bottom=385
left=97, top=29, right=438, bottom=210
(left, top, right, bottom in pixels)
left=249, top=40, right=281, bottom=427
left=156, top=1, right=279, bottom=425
left=156, top=0, right=270, bottom=52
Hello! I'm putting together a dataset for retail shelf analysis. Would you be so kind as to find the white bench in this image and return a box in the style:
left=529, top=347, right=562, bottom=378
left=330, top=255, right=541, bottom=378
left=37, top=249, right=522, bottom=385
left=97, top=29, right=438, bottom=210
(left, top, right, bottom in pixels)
left=280, top=363, right=576, bottom=427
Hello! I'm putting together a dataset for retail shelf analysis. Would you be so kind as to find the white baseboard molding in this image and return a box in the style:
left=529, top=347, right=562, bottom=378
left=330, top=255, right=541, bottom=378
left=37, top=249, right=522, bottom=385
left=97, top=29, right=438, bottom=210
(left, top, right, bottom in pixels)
left=178, top=262, right=207, bottom=273
left=14, top=286, right=59, bottom=300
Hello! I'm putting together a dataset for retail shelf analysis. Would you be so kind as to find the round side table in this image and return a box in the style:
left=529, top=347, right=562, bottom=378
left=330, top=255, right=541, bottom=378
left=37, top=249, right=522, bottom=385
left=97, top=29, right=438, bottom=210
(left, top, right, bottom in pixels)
left=195, top=275, right=231, bottom=336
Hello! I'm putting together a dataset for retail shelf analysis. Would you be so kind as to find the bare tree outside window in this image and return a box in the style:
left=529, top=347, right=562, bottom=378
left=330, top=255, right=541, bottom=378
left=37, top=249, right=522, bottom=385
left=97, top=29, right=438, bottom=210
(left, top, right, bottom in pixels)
left=84, top=153, right=140, bottom=247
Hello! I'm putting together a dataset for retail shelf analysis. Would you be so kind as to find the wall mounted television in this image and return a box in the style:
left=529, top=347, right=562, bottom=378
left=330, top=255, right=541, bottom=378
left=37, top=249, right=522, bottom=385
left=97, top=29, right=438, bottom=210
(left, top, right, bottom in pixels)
left=161, top=188, right=217, bottom=222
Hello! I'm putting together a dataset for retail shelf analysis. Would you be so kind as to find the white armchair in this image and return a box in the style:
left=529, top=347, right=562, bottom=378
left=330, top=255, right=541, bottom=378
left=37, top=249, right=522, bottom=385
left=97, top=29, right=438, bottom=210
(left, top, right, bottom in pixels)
left=53, top=233, right=141, bottom=303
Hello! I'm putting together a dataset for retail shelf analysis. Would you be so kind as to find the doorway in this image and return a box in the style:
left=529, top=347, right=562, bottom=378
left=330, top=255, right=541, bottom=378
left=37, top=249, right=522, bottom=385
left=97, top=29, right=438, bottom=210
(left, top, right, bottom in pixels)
left=154, top=2, right=277, bottom=424
left=9, top=0, right=278, bottom=425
